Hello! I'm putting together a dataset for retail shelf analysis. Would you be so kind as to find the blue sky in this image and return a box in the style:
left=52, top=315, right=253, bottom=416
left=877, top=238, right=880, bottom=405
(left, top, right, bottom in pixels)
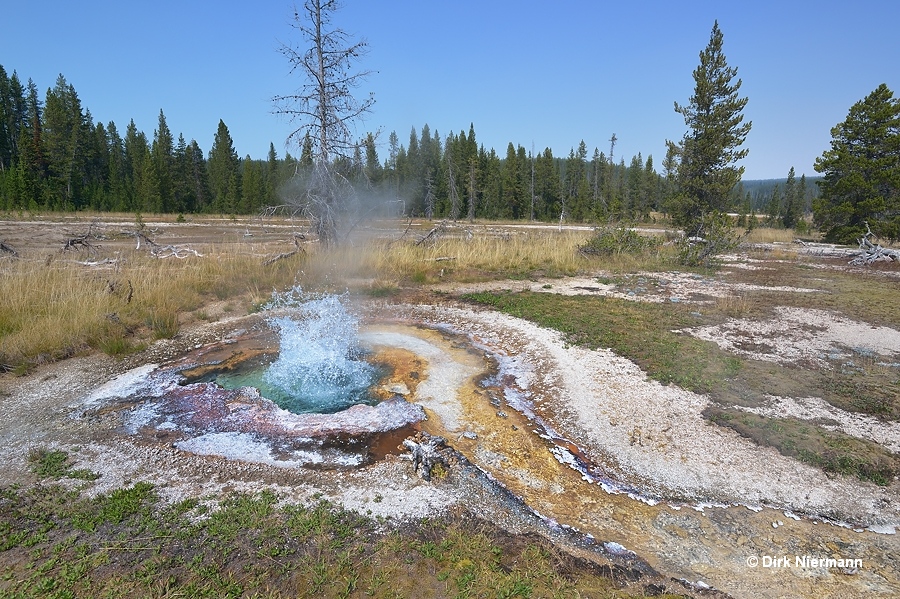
left=3, top=1, right=898, bottom=179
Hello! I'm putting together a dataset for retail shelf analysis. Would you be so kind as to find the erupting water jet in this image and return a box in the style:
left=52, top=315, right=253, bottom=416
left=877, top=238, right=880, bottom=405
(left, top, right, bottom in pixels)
left=204, top=289, right=383, bottom=414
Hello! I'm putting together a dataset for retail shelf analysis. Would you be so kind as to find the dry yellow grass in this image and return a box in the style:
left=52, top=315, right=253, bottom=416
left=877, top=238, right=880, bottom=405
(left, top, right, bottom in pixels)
left=0, top=246, right=304, bottom=371
left=290, top=229, right=598, bottom=286
left=0, top=225, right=670, bottom=371
left=744, top=227, right=798, bottom=244
left=373, top=231, right=591, bottom=279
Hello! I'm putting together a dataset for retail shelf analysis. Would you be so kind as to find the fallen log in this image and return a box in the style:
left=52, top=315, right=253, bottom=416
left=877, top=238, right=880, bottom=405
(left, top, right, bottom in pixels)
left=849, top=223, right=900, bottom=265
left=129, top=230, right=201, bottom=258
left=151, top=246, right=203, bottom=259
left=75, top=258, right=120, bottom=267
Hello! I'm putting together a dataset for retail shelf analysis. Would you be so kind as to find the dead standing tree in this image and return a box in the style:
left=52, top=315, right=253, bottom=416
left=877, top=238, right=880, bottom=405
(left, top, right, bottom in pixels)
left=447, top=155, right=461, bottom=221
left=272, top=0, right=375, bottom=247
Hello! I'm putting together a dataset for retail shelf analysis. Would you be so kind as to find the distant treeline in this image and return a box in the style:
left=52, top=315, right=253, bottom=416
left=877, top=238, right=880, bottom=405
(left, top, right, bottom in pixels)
left=0, top=64, right=806, bottom=222
left=738, top=177, right=821, bottom=213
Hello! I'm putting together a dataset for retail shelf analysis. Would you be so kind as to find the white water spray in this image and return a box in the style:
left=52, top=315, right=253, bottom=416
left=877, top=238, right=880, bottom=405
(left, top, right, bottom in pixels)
left=214, top=287, right=379, bottom=414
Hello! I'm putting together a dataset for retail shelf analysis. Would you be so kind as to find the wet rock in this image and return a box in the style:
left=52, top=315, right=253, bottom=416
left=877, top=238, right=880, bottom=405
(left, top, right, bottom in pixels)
left=385, top=382, right=410, bottom=396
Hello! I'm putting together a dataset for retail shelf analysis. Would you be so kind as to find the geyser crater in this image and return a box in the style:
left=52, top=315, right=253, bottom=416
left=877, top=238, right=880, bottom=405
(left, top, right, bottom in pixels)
left=77, top=288, right=491, bottom=468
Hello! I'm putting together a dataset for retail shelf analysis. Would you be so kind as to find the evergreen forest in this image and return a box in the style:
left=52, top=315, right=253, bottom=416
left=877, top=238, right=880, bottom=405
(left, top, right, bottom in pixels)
left=0, top=64, right=814, bottom=224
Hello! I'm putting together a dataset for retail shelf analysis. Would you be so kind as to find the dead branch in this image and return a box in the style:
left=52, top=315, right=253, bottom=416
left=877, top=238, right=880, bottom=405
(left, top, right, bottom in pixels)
left=0, top=239, right=17, bottom=257
left=75, top=258, right=120, bottom=267
left=849, top=222, right=900, bottom=265
left=416, top=220, right=449, bottom=246
left=151, top=246, right=203, bottom=259
left=62, top=221, right=108, bottom=253
left=130, top=230, right=158, bottom=251
left=128, top=229, right=201, bottom=258
left=263, top=235, right=306, bottom=266
left=61, top=234, right=99, bottom=253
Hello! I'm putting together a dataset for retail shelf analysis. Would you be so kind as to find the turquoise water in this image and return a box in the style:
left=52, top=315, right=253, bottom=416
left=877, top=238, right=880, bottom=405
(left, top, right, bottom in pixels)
left=215, top=289, right=382, bottom=414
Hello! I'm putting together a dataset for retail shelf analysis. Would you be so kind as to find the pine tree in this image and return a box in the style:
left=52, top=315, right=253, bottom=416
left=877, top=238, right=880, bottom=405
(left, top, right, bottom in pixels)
left=590, top=148, right=606, bottom=218
left=563, top=142, right=588, bottom=220
left=43, top=74, right=89, bottom=209
left=188, top=140, right=211, bottom=211
left=106, top=121, right=127, bottom=211
left=534, top=147, right=560, bottom=221
left=798, top=174, right=809, bottom=215
left=0, top=66, right=25, bottom=172
left=781, top=166, right=800, bottom=229
left=643, top=155, right=658, bottom=215
left=14, top=79, right=45, bottom=208
left=363, top=132, right=381, bottom=186
left=85, top=118, right=110, bottom=209
left=626, top=153, right=644, bottom=218
left=139, top=150, right=161, bottom=213
left=667, top=21, right=751, bottom=234
left=814, top=83, right=900, bottom=243
left=172, top=133, right=192, bottom=213
left=241, top=156, right=265, bottom=213
left=266, top=142, right=280, bottom=205
left=124, top=120, right=149, bottom=211
left=502, top=142, right=520, bottom=219
left=150, top=109, right=174, bottom=213
left=208, top=119, right=240, bottom=213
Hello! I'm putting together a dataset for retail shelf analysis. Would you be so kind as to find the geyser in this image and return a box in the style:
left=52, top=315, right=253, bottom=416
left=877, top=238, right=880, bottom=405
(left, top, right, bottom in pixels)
left=213, top=289, right=381, bottom=414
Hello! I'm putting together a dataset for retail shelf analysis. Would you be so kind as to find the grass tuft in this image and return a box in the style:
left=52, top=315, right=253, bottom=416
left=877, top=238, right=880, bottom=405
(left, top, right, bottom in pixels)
left=27, top=448, right=100, bottom=482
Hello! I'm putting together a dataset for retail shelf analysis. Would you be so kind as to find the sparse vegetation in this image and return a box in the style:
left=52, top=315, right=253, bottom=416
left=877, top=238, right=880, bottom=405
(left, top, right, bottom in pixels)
left=462, top=285, right=900, bottom=481
left=704, top=408, right=899, bottom=485
left=0, top=484, right=672, bottom=598
left=27, top=448, right=99, bottom=482
left=578, top=223, right=663, bottom=257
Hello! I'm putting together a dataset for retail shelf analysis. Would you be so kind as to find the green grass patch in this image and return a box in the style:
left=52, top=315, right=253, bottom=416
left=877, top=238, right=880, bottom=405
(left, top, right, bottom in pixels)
left=462, top=290, right=732, bottom=394
left=27, top=448, right=100, bottom=482
left=704, top=408, right=899, bottom=486
left=0, top=484, right=678, bottom=599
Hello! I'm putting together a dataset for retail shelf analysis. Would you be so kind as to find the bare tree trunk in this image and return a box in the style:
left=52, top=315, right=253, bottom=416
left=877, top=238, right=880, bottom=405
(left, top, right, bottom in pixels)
left=423, top=174, right=435, bottom=221
left=467, top=161, right=476, bottom=223
left=447, top=156, right=460, bottom=221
